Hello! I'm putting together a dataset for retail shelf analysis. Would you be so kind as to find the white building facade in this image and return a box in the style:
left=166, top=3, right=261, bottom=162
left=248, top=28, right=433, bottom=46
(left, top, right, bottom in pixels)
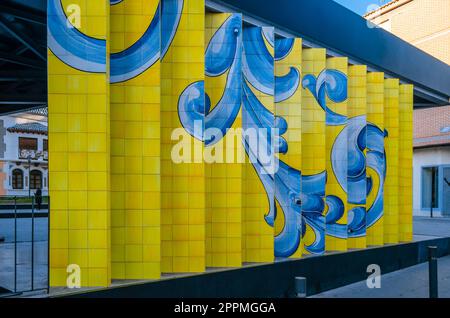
left=413, top=146, right=450, bottom=217
left=413, top=106, right=450, bottom=217
left=0, top=108, right=48, bottom=197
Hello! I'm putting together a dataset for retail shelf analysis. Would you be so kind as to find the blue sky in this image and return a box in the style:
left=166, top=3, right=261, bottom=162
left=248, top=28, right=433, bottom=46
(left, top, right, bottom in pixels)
left=333, top=0, right=390, bottom=15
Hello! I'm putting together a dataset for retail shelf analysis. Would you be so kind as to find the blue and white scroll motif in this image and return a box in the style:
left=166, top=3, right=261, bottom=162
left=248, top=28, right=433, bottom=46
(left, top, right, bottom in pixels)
left=302, top=67, right=387, bottom=243
left=366, top=124, right=387, bottom=228
left=48, top=0, right=106, bottom=73
left=302, top=70, right=348, bottom=125
left=177, top=13, right=242, bottom=146
left=327, top=116, right=386, bottom=237
left=243, top=29, right=300, bottom=103
left=176, top=15, right=387, bottom=256
left=111, top=0, right=183, bottom=83
left=339, top=115, right=367, bottom=237
left=49, top=0, right=182, bottom=81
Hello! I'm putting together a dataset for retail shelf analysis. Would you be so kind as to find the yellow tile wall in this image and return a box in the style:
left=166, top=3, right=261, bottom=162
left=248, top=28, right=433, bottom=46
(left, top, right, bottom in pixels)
left=160, top=0, right=206, bottom=273
left=205, top=13, right=243, bottom=267
left=383, top=78, right=400, bottom=244
left=110, top=0, right=161, bottom=280
left=242, top=26, right=274, bottom=263
left=325, top=57, right=348, bottom=252
left=274, top=38, right=303, bottom=258
left=399, top=84, right=414, bottom=242
left=49, top=0, right=111, bottom=287
left=366, top=72, right=385, bottom=246
left=347, top=65, right=367, bottom=249
left=301, top=48, right=326, bottom=255
left=46, top=0, right=416, bottom=282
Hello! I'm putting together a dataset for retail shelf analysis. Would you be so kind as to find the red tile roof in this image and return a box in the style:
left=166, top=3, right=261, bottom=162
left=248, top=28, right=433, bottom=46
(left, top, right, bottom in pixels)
left=414, top=105, right=450, bottom=148
left=7, top=122, right=48, bottom=135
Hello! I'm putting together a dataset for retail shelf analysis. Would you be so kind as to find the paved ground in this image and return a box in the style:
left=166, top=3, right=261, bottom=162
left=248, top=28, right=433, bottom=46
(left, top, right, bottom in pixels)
left=0, top=217, right=48, bottom=293
left=413, top=216, right=450, bottom=238
left=0, top=217, right=48, bottom=242
left=0, top=215, right=449, bottom=296
left=312, top=255, right=450, bottom=298
left=312, top=216, right=450, bottom=298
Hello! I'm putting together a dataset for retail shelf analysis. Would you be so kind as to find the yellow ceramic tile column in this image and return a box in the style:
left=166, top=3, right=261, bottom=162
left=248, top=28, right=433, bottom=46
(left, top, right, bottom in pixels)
left=347, top=65, right=367, bottom=249
left=301, top=48, right=326, bottom=255
left=110, top=0, right=161, bottom=279
left=161, top=0, right=205, bottom=273
left=383, top=78, right=400, bottom=244
left=274, top=37, right=303, bottom=258
left=204, top=13, right=243, bottom=267
left=48, top=0, right=111, bottom=287
left=325, top=57, right=348, bottom=252
left=366, top=72, right=385, bottom=246
left=242, top=26, right=274, bottom=263
left=399, top=84, right=414, bottom=242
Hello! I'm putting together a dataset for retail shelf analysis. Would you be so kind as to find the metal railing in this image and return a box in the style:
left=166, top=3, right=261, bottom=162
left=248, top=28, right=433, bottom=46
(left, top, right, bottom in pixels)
left=0, top=195, right=49, bottom=296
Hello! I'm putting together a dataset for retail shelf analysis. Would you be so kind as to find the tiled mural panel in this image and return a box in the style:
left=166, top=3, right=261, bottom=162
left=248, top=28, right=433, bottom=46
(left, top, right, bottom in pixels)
left=110, top=0, right=161, bottom=280
left=47, top=0, right=414, bottom=286
left=160, top=0, right=206, bottom=273
left=204, top=12, right=243, bottom=267
left=48, top=0, right=111, bottom=287
left=347, top=65, right=367, bottom=249
left=399, top=85, right=414, bottom=242
left=383, top=79, right=400, bottom=244
left=301, top=48, right=327, bottom=255
left=241, top=26, right=275, bottom=263
left=274, top=37, right=303, bottom=258
left=325, top=57, right=348, bottom=252
left=366, top=72, right=385, bottom=246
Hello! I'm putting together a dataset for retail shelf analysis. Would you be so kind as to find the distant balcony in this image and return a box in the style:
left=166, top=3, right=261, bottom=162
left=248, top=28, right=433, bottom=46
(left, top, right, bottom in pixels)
left=19, top=149, right=48, bottom=161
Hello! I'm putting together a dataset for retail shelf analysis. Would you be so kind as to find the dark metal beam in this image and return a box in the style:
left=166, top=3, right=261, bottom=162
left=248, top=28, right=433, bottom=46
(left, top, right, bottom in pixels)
left=0, top=77, right=44, bottom=82
left=0, top=104, right=47, bottom=116
left=0, top=43, right=29, bottom=67
left=0, top=96, right=46, bottom=104
left=0, top=52, right=45, bottom=69
left=211, top=0, right=450, bottom=103
left=0, top=69, right=45, bottom=78
left=0, top=15, right=46, bottom=61
left=57, top=237, right=450, bottom=298
left=0, top=2, right=46, bottom=26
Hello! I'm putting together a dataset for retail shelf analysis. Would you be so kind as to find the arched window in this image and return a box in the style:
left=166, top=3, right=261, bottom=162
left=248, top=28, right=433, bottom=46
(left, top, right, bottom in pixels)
left=30, top=170, right=42, bottom=190
left=12, top=169, right=24, bottom=189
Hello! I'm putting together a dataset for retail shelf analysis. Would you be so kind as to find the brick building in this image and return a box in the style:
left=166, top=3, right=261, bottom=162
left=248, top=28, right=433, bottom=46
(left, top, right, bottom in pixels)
left=365, top=0, right=450, bottom=65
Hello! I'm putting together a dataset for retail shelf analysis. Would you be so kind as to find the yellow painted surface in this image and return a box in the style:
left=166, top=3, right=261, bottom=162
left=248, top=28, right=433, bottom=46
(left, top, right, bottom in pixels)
left=301, top=48, right=326, bottom=255
left=274, top=38, right=303, bottom=258
left=44, top=1, right=417, bottom=285
left=49, top=0, right=111, bottom=287
left=205, top=12, right=243, bottom=267
left=242, top=26, right=274, bottom=263
left=366, top=72, right=384, bottom=246
left=110, top=0, right=161, bottom=280
left=383, top=78, right=400, bottom=244
left=347, top=65, right=367, bottom=249
left=325, top=57, right=348, bottom=252
left=399, top=84, right=414, bottom=242
left=160, top=0, right=206, bottom=273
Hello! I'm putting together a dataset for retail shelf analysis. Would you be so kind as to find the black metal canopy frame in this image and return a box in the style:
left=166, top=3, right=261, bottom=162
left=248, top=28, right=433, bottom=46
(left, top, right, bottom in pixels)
left=0, top=0, right=449, bottom=115
left=0, top=0, right=46, bottom=114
